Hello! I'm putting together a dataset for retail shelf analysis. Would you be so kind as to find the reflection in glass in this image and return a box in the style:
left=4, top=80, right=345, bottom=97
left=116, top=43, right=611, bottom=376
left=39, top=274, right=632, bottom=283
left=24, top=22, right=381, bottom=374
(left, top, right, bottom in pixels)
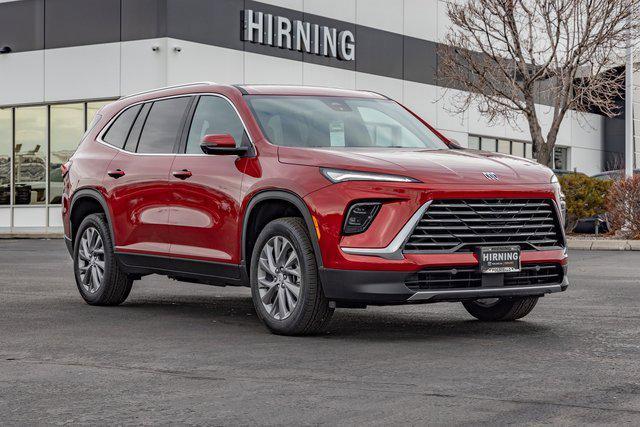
left=0, top=108, right=11, bottom=205
left=50, top=103, right=84, bottom=204
left=14, top=106, right=47, bottom=205
left=525, top=143, right=533, bottom=159
left=498, top=139, right=511, bottom=154
left=512, top=141, right=525, bottom=158
left=87, top=101, right=111, bottom=126
left=468, top=135, right=480, bottom=150
left=481, top=138, right=497, bottom=152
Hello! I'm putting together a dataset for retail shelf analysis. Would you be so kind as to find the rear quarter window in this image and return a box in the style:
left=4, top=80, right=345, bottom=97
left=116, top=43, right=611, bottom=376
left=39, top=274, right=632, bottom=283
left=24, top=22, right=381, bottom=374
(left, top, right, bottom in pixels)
left=102, top=104, right=143, bottom=149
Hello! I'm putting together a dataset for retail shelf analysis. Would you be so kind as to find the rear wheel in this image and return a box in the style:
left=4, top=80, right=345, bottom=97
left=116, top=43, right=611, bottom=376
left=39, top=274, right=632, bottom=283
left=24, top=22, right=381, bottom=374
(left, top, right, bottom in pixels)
left=73, top=213, right=132, bottom=306
left=250, top=217, right=333, bottom=335
left=462, top=297, right=539, bottom=321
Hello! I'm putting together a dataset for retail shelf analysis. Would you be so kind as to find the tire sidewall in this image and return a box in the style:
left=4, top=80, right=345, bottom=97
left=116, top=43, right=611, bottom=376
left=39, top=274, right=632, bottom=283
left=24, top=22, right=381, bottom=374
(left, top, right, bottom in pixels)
left=73, top=214, right=114, bottom=304
left=250, top=219, right=316, bottom=333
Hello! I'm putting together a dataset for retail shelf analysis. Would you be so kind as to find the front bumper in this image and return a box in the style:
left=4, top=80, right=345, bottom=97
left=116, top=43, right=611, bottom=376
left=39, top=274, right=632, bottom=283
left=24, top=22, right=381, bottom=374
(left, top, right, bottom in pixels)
left=320, top=265, right=568, bottom=305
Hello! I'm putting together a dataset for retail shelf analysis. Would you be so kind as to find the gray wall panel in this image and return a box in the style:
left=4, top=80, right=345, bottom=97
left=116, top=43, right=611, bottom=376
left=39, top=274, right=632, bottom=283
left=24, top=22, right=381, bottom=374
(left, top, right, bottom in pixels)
left=122, top=0, right=167, bottom=41
left=403, top=36, right=436, bottom=86
left=45, top=0, right=121, bottom=49
left=0, top=0, right=44, bottom=53
left=355, top=26, right=403, bottom=80
left=167, top=0, right=244, bottom=50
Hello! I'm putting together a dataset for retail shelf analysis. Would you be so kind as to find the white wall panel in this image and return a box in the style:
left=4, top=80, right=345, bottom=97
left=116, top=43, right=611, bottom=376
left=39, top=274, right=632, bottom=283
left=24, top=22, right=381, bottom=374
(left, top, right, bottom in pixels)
left=571, top=147, right=602, bottom=175
left=437, top=0, right=453, bottom=42
left=356, top=0, right=403, bottom=34
left=45, top=43, right=120, bottom=102
left=13, top=207, right=46, bottom=228
left=0, top=208, right=10, bottom=227
left=0, top=51, right=44, bottom=106
left=304, top=0, right=356, bottom=22
left=467, top=98, right=508, bottom=139
left=404, top=0, right=438, bottom=42
left=571, top=112, right=604, bottom=150
left=244, top=52, right=302, bottom=85
left=121, top=39, right=167, bottom=96
left=303, top=63, right=355, bottom=89
left=503, top=110, right=531, bottom=141
left=48, top=207, right=63, bottom=227
left=403, top=81, right=437, bottom=123
left=356, top=72, right=403, bottom=102
left=167, top=40, right=244, bottom=85
left=435, top=87, right=468, bottom=133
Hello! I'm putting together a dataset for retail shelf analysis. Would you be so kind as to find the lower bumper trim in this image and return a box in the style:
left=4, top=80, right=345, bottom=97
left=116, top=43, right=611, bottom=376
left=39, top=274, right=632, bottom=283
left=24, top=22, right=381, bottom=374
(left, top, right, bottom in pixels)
left=407, top=282, right=565, bottom=302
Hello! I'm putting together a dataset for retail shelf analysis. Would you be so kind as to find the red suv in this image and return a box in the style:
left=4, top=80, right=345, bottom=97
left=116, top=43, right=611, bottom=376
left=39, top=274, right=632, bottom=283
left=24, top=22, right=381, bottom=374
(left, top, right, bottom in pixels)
left=63, top=83, right=568, bottom=335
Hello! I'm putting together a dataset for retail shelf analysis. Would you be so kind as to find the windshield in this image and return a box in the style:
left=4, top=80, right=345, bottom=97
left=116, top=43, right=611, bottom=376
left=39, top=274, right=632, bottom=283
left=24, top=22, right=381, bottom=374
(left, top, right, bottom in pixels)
left=245, top=96, right=449, bottom=149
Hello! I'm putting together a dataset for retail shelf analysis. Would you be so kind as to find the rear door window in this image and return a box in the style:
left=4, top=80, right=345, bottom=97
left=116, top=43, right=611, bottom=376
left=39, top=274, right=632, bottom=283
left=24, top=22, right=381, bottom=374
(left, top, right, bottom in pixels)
left=137, top=97, right=191, bottom=154
left=102, top=104, right=142, bottom=148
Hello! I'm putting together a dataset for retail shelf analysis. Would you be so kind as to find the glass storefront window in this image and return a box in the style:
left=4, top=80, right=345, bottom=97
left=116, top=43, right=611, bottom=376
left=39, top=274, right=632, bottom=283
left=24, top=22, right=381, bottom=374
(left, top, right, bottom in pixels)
left=0, top=108, right=11, bottom=205
left=87, top=101, right=111, bottom=126
left=481, top=137, right=497, bottom=152
left=498, top=139, right=511, bottom=154
left=525, top=143, right=533, bottom=159
left=512, top=141, right=525, bottom=158
left=50, top=103, right=85, bottom=204
left=554, top=146, right=569, bottom=170
left=468, top=135, right=480, bottom=150
left=14, top=106, right=47, bottom=205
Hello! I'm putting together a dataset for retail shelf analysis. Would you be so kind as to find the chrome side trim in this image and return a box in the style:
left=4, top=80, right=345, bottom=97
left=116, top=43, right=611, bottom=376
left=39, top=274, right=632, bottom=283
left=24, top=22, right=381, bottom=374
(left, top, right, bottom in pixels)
left=407, top=283, right=564, bottom=301
left=340, top=200, right=433, bottom=260
left=120, top=82, right=217, bottom=100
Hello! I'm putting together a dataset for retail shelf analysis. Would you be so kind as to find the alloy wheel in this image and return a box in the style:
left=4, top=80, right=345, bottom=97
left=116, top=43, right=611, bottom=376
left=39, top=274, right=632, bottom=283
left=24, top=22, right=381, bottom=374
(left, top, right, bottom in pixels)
left=257, top=236, right=302, bottom=320
left=78, top=227, right=105, bottom=294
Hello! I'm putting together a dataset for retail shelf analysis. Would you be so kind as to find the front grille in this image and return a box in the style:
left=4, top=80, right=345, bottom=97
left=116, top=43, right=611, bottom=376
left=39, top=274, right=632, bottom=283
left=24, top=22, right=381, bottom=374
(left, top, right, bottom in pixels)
left=405, top=263, right=564, bottom=291
left=404, top=199, right=564, bottom=253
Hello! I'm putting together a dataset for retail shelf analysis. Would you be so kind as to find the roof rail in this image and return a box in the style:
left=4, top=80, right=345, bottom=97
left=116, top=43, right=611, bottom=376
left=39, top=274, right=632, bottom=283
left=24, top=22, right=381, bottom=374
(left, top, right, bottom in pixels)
left=121, top=81, right=217, bottom=100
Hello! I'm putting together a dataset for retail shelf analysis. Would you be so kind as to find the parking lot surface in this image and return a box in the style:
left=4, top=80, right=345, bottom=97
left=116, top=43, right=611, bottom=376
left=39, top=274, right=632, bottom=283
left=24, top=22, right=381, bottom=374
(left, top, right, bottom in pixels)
left=1, top=239, right=639, bottom=424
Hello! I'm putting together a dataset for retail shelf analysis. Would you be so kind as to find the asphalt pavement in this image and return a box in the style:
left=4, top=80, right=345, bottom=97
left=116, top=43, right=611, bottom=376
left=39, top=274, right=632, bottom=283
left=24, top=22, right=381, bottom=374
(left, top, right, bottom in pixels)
left=1, top=239, right=639, bottom=425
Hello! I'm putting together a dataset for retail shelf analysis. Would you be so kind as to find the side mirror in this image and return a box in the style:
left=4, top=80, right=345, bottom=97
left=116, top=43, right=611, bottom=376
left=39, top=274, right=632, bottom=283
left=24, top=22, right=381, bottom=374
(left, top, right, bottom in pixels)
left=200, top=134, right=248, bottom=156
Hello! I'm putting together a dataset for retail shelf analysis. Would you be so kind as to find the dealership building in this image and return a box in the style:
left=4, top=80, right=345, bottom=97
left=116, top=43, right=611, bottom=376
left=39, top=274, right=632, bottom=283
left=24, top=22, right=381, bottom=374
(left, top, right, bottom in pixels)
left=0, top=0, right=633, bottom=234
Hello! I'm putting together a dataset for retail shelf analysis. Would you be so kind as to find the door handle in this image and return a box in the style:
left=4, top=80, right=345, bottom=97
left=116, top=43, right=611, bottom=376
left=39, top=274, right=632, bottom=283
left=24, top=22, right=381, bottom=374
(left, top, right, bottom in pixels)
left=172, top=169, right=193, bottom=180
left=107, top=169, right=125, bottom=179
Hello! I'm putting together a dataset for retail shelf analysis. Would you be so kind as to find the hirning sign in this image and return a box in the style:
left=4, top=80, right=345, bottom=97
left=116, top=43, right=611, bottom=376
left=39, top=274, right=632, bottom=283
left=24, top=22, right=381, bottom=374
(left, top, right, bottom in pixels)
left=242, top=10, right=356, bottom=61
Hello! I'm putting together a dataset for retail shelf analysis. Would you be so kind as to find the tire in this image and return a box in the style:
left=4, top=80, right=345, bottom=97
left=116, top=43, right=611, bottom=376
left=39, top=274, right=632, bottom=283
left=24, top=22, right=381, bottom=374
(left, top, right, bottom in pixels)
left=73, top=213, right=132, bottom=306
left=462, top=297, right=539, bottom=321
left=250, top=217, right=334, bottom=335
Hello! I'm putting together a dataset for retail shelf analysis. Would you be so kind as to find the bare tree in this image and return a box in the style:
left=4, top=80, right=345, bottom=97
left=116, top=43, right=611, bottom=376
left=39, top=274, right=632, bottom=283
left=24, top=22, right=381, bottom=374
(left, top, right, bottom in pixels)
left=438, top=0, right=639, bottom=166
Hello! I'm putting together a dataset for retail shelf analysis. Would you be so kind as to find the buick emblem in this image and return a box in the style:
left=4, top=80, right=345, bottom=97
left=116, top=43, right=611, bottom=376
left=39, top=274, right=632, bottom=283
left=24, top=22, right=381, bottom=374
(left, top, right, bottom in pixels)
left=483, top=172, right=499, bottom=181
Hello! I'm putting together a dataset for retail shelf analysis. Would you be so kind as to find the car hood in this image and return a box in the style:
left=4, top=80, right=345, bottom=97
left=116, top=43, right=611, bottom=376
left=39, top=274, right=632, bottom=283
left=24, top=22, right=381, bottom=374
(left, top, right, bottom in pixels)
left=278, top=147, right=554, bottom=185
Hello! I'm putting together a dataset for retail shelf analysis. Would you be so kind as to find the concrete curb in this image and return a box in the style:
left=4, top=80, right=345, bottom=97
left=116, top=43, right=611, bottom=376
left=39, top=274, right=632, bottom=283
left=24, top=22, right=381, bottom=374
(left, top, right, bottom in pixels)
left=0, top=233, right=64, bottom=239
left=567, top=238, right=640, bottom=251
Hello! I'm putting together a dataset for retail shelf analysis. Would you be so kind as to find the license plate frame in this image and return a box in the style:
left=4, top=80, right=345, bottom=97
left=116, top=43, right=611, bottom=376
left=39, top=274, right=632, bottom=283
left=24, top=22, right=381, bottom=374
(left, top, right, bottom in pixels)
left=478, top=245, right=521, bottom=274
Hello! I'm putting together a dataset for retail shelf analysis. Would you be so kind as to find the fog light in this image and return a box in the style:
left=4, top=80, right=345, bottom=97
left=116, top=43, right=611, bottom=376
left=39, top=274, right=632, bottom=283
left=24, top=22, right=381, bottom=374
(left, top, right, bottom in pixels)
left=343, top=202, right=381, bottom=235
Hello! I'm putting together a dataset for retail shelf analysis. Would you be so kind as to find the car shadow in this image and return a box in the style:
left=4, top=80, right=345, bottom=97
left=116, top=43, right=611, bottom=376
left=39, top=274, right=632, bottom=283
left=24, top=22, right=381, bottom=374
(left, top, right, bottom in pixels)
left=116, top=293, right=555, bottom=342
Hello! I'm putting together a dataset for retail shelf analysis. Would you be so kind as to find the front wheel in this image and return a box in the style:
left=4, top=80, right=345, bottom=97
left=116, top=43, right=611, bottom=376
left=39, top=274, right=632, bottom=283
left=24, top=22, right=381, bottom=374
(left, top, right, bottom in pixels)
left=462, top=297, right=539, bottom=321
left=250, top=217, right=333, bottom=335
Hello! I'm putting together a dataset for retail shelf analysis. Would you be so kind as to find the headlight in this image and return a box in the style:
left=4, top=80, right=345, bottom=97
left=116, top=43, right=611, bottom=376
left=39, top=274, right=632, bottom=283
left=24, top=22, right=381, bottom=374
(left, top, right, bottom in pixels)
left=320, top=168, right=420, bottom=183
left=343, top=202, right=381, bottom=235
left=550, top=173, right=566, bottom=221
